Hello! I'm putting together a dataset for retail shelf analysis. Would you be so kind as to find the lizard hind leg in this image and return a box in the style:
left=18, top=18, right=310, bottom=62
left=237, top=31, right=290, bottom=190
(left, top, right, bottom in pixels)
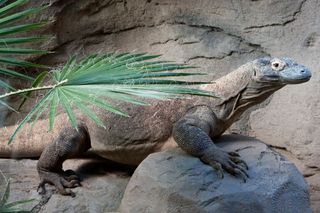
left=37, top=123, right=91, bottom=197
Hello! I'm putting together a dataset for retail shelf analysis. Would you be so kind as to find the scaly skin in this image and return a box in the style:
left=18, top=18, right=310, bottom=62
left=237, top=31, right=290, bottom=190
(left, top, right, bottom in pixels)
left=0, top=57, right=312, bottom=196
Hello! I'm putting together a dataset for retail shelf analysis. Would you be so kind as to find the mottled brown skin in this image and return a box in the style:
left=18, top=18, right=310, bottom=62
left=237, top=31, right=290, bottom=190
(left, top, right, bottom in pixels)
left=37, top=124, right=91, bottom=196
left=0, top=57, right=312, bottom=196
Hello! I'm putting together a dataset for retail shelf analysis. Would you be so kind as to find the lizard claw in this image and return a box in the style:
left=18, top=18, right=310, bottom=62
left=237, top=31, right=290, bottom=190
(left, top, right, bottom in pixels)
left=63, top=169, right=81, bottom=184
left=209, top=161, right=224, bottom=179
left=201, top=147, right=249, bottom=182
left=228, top=151, right=240, bottom=157
left=234, top=168, right=249, bottom=183
left=230, top=155, right=249, bottom=170
left=228, top=160, right=250, bottom=180
left=37, top=169, right=81, bottom=197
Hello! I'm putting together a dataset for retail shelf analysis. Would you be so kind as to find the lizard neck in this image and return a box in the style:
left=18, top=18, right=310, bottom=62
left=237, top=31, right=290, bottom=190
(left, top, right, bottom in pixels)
left=200, top=63, right=284, bottom=128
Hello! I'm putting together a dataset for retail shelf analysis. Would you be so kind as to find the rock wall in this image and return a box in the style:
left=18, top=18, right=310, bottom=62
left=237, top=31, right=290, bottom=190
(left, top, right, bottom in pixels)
left=5, top=0, right=320, bottom=210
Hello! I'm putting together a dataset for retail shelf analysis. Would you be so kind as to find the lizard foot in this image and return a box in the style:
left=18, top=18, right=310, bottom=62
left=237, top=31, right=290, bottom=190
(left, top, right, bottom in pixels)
left=201, top=147, right=249, bottom=182
left=37, top=169, right=81, bottom=197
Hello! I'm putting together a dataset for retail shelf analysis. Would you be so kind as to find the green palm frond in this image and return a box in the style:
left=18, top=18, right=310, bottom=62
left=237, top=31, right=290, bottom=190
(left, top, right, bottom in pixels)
left=0, top=0, right=49, bottom=92
left=0, top=171, right=35, bottom=213
left=4, top=53, right=217, bottom=143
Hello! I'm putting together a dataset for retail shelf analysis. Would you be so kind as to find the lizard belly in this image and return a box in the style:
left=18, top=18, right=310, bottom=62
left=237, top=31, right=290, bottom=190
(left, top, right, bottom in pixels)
left=87, top=109, right=176, bottom=165
left=91, top=137, right=178, bottom=165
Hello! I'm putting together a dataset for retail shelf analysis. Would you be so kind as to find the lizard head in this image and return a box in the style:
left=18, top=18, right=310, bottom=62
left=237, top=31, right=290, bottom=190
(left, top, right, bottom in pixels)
left=252, top=57, right=312, bottom=85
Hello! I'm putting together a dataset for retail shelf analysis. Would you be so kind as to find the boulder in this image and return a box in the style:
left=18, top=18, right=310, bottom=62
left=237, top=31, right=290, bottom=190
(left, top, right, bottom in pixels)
left=120, top=135, right=311, bottom=213
left=0, top=159, right=41, bottom=211
left=0, top=158, right=131, bottom=213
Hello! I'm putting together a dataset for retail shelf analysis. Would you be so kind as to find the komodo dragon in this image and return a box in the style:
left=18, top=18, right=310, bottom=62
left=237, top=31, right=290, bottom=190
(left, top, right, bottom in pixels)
left=0, top=57, right=311, bottom=196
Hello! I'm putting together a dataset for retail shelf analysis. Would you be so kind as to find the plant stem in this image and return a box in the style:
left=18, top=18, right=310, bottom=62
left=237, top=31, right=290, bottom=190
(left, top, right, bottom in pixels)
left=0, top=79, right=67, bottom=99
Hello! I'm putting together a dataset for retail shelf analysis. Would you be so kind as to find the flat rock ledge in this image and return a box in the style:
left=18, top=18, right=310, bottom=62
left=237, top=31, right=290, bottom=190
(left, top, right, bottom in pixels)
left=0, top=135, right=311, bottom=213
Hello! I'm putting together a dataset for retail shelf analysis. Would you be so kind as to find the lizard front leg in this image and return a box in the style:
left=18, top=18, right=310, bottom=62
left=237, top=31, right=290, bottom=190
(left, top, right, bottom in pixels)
left=173, top=105, right=248, bottom=181
left=37, top=123, right=91, bottom=197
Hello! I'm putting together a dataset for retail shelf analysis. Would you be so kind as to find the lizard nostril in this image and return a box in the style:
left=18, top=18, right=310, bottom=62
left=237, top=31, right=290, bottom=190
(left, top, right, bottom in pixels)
left=300, top=70, right=306, bottom=74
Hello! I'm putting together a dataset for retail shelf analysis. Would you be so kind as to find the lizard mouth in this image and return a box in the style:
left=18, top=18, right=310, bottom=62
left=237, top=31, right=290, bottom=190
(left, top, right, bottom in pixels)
left=279, top=68, right=312, bottom=84
left=260, top=75, right=280, bottom=83
left=259, top=73, right=311, bottom=84
left=280, top=75, right=311, bottom=84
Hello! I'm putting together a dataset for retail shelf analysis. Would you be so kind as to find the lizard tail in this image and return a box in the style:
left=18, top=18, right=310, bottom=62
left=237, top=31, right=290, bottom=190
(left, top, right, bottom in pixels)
left=0, top=114, right=68, bottom=158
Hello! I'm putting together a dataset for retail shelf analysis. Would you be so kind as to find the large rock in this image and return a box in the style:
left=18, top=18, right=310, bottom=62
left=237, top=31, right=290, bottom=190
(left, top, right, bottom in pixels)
left=0, top=159, right=41, bottom=211
left=120, top=135, right=311, bottom=213
left=0, top=158, right=131, bottom=213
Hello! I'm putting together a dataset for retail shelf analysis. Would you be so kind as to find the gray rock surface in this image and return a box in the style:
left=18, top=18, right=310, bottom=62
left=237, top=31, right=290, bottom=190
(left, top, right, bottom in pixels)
left=0, top=158, right=131, bottom=213
left=120, top=135, right=311, bottom=213
left=0, top=159, right=41, bottom=211
left=2, top=0, right=319, bottom=211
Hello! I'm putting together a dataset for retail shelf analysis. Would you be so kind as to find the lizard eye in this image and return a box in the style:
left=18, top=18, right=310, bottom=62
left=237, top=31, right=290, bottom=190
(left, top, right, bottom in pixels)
left=272, top=62, right=279, bottom=68
left=271, top=59, right=285, bottom=71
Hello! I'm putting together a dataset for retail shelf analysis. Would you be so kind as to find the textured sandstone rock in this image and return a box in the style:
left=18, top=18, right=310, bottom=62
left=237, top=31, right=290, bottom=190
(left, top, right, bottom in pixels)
left=306, top=174, right=320, bottom=213
left=0, top=158, right=131, bottom=213
left=120, top=135, right=311, bottom=213
left=0, top=159, right=41, bottom=211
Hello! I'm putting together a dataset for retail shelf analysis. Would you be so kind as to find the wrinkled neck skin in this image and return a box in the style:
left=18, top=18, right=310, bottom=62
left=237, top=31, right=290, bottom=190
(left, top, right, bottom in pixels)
left=200, top=63, right=284, bottom=129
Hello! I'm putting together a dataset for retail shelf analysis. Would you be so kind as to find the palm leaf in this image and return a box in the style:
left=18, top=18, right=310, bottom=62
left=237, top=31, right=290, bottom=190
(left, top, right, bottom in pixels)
left=0, top=57, right=47, bottom=68
left=0, top=47, right=48, bottom=54
left=0, top=67, right=33, bottom=80
left=6, top=53, right=217, bottom=143
left=62, top=89, right=106, bottom=128
left=28, top=91, right=52, bottom=133
left=0, top=7, right=47, bottom=27
left=18, top=71, right=48, bottom=110
left=0, top=99, right=16, bottom=112
left=0, top=22, right=47, bottom=38
left=57, top=88, right=78, bottom=129
left=3, top=198, right=35, bottom=209
left=48, top=90, right=59, bottom=131
left=0, top=0, right=27, bottom=17
left=75, top=102, right=106, bottom=128
left=62, top=87, right=129, bottom=117
left=0, top=0, right=49, bottom=91
left=0, top=78, right=13, bottom=90
left=0, top=36, right=49, bottom=45
left=8, top=90, right=53, bottom=143
left=0, top=172, right=35, bottom=213
left=0, top=178, right=10, bottom=207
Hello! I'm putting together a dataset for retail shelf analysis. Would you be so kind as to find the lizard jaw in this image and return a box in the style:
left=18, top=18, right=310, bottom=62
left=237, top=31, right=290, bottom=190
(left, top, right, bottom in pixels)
left=279, top=66, right=312, bottom=84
